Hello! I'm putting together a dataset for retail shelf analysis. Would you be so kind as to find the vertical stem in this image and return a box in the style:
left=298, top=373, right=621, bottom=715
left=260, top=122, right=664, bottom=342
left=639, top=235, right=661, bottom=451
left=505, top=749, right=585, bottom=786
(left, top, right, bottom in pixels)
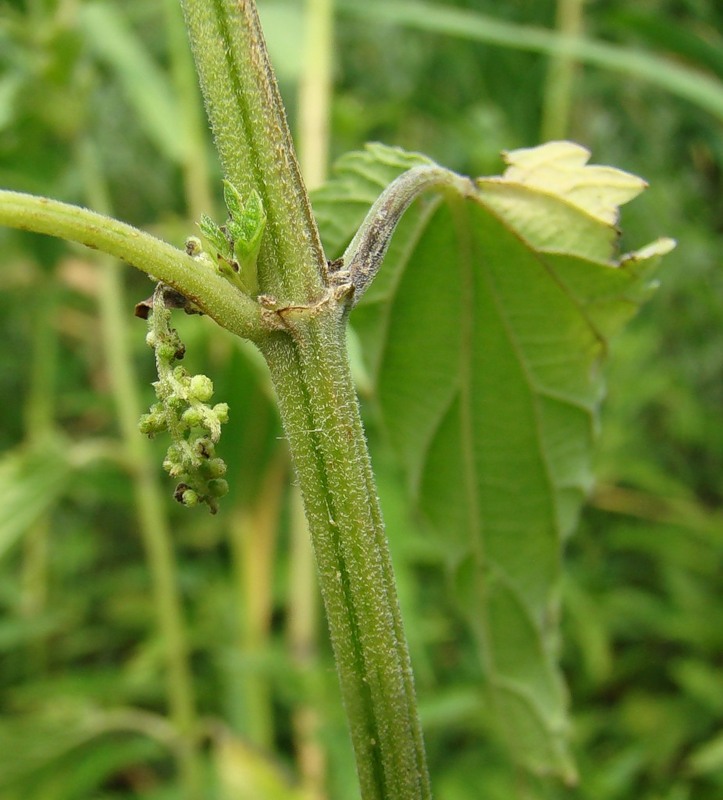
left=181, top=2, right=430, bottom=795
left=179, top=0, right=327, bottom=302
left=79, top=143, right=202, bottom=799
left=298, top=0, right=335, bottom=191
left=227, top=455, right=285, bottom=747
left=163, top=0, right=214, bottom=221
left=291, top=0, right=335, bottom=790
left=540, top=0, right=585, bottom=141
left=259, top=314, right=431, bottom=800
left=20, top=283, right=58, bottom=670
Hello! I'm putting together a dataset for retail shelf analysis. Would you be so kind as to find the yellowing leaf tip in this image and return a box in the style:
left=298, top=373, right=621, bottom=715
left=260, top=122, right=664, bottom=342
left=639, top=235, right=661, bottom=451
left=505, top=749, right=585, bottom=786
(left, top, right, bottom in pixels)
left=497, top=141, right=648, bottom=226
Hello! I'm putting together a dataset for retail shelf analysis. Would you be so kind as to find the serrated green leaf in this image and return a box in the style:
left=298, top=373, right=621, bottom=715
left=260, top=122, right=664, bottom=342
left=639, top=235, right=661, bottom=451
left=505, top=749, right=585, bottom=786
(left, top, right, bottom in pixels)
left=199, top=213, right=232, bottom=260
left=222, top=179, right=244, bottom=220
left=313, top=141, right=672, bottom=781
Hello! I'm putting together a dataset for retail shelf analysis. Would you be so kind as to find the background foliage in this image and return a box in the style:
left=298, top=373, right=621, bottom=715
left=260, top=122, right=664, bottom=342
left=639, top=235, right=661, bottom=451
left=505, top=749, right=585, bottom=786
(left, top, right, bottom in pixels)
left=0, top=0, right=721, bottom=798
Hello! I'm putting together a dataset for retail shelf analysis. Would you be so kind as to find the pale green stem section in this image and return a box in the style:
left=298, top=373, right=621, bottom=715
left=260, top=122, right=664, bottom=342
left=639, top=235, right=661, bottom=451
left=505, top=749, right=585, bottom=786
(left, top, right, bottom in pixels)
left=20, top=283, right=58, bottom=669
left=179, top=0, right=327, bottom=304
left=163, top=0, right=214, bottom=220
left=340, top=0, right=723, bottom=123
left=541, top=0, right=585, bottom=141
left=298, top=0, right=334, bottom=191
left=80, top=145, right=202, bottom=799
left=258, top=315, right=431, bottom=800
left=0, top=190, right=263, bottom=340
left=227, top=456, right=285, bottom=747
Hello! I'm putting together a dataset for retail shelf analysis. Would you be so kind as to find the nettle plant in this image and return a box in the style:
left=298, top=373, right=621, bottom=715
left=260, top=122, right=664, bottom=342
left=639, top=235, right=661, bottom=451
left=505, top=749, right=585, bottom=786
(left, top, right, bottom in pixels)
left=0, top=0, right=674, bottom=797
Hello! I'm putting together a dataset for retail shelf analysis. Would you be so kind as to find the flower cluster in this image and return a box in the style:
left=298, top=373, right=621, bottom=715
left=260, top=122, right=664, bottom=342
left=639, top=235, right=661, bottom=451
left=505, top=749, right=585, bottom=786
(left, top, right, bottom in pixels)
left=139, top=283, right=229, bottom=514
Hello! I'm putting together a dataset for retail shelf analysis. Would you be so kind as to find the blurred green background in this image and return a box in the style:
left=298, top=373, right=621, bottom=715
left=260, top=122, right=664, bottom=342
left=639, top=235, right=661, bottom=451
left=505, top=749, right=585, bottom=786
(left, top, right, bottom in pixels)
left=0, top=0, right=722, bottom=798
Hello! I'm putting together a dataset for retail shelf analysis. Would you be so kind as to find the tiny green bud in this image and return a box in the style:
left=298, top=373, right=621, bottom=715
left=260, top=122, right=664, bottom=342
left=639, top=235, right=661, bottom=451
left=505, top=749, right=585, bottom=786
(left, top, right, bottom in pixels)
left=157, top=341, right=179, bottom=362
left=189, top=374, right=214, bottom=402
left=203, top=457, right=227, bottom=478
left=174, top=483, right=199, bottom=508
left=181, top=407, right=204, bottom=428
left=141, top=280, right=232, bottom=513
left=207, top=478, right=229, bottom=498
left=213, top=403, right=229, bottom=424
left=138, top=411, right=166, bottom=436
left=193, top=437, right=215, bottom=459
left=185, top=236, right=203, bottom=256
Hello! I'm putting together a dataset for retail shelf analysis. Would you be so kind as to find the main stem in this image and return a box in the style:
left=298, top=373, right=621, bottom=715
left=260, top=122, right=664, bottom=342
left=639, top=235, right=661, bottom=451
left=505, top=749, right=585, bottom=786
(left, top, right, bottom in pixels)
left=258, top=312, right=431, bottom=800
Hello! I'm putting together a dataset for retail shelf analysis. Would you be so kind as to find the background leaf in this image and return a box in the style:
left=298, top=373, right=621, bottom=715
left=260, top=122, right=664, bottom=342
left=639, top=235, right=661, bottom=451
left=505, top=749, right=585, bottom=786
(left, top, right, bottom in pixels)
left=0, top=438, right=72, bottom=562
left=314, top=142, right=670, bottom=781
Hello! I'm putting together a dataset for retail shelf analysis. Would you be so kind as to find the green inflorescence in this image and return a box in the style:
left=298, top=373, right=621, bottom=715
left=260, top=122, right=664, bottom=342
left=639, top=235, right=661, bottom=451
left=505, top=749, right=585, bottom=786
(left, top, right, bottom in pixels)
left=139, top=283, right=229, bottom=514
left=198, top=182, right=266, bottom=295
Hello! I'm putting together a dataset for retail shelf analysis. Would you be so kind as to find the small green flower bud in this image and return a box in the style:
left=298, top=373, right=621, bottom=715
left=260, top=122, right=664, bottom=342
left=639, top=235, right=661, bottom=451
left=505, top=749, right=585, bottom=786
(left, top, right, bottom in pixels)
left=189, top=374, right=214, bottom=402
left=193, top=437, right=214, bottom=459
left=138, top=412, right=166, bottom=436
left=141, top=280, right=232, bottom=514
left=213, top=403, right=230, bottom=424
left=185, top=236, right=203, bottom=257
left=157, top=341, right=179, bottom=362
left=174, top=483, right=199, bottom=508
left=166, top=395, right=186, bottom=414
left=203, top=457, right=227, bottom=478
left=181, top=407, right=204, bottom=428
left=207, top=478, right=229, bottom=498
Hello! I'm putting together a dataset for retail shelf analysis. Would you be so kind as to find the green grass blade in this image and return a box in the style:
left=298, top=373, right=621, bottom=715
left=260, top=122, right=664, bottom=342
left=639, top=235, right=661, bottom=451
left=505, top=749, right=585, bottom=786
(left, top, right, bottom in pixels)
left=79, top=3, right=185, bottom=162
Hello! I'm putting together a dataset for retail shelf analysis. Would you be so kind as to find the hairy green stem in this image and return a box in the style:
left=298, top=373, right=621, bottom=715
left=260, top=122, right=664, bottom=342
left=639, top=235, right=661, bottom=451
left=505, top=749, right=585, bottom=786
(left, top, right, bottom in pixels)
left=179, top=0, right=326, bottom=303
left=179, top=1, right=432, bottom=794
left=291, top=0, right=335, bottom=789
left=287, top=483, right=326, bottom=796
left=258, top=314, right=431, bottom=800
left=0, top=190, right=263, bottom=340
left=344, top=165, right=473, bottom=305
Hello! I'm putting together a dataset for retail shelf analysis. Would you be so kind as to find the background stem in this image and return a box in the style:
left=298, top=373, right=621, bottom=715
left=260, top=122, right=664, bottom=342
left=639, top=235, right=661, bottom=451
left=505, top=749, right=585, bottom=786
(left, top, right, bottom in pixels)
left=20, top=281, right=58, bottom=671
left=540, top=0, right=585, bottom=140
left=298, top=0, right=335, bottom=191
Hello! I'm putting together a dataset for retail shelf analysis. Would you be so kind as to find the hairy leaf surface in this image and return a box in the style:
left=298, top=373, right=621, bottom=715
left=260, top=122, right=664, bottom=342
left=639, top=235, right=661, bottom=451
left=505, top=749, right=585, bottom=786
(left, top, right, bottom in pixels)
left=313, top=142, right=673, bottom=780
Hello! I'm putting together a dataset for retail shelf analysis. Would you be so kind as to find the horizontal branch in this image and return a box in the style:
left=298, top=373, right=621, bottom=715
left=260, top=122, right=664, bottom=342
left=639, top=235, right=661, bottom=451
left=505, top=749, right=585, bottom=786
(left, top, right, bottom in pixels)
left=0, top=190, right=265, bottom=340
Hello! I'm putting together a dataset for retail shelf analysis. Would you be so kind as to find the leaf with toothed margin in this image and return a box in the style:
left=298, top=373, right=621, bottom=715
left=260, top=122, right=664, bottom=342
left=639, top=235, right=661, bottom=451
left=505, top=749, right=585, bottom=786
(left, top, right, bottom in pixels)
left=312, top=141, right=674, bottom=783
